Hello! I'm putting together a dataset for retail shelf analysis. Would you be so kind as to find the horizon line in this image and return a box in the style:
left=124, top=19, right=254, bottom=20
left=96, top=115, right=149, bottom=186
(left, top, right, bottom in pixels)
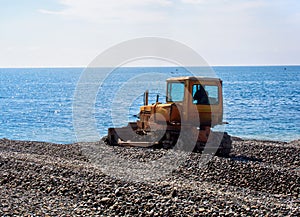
left=0, top=64, right=299, bottom=69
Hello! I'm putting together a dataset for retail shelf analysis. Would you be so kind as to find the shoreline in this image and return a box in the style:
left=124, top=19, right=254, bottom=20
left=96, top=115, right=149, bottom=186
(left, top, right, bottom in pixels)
left=1, top=134, right=300, bottom=145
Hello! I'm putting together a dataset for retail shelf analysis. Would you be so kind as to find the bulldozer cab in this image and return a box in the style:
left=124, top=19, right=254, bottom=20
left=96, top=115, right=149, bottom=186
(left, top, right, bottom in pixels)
left=166, top=77, right=223, bottom=127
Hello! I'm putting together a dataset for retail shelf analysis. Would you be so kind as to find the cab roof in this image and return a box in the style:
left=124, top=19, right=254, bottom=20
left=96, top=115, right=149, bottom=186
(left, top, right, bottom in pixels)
left=166, top=76, right=222, bottom=82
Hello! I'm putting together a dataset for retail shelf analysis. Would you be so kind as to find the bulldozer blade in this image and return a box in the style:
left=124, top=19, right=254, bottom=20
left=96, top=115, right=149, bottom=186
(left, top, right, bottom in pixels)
left=118, top=140, right=159, bottom=148
left=107, top=127, right=158, bottom=148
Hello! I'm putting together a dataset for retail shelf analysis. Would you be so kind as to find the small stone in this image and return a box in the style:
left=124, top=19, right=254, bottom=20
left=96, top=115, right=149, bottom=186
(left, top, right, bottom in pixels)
left=115, top=188, right=122, bottom=196
left=147, top=209, right=154, bottom=215
left=100, top=197, right=111, bottom=203
left=199, top=208, right=205, bottom=212
left=170, top=188, right=178, bottom=198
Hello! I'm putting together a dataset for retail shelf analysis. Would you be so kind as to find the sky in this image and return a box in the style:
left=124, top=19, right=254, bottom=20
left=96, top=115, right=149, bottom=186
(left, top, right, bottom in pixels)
left=0, top=0, right=299, bottom=67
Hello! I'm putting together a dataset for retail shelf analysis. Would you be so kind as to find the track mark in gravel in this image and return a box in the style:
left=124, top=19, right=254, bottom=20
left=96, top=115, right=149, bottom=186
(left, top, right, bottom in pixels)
left=1, top=138, right=299, bottom=216
left=163, top=179, right=299, bottom=211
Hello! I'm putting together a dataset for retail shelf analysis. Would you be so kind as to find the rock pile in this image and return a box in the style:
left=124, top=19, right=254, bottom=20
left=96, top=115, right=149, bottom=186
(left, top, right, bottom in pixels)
left=0, top=138, right=299, bottom=216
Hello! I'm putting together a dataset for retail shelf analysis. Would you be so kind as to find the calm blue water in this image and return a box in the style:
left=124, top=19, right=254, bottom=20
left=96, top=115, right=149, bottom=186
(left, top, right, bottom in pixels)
left=0, top=66, right=299, bottom=143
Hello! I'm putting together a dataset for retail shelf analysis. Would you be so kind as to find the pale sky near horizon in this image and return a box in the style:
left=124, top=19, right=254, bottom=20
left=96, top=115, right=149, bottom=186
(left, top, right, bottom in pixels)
left=0, top=0, right=299, bottom=67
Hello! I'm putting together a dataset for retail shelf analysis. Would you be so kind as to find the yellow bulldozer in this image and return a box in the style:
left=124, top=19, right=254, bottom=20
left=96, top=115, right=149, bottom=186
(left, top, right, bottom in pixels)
left=106, top=76, right=232, bottom=156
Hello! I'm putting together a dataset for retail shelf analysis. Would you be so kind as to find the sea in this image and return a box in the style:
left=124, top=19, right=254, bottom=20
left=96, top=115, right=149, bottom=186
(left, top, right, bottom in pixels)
left=0, top=66, right=299, bottom=144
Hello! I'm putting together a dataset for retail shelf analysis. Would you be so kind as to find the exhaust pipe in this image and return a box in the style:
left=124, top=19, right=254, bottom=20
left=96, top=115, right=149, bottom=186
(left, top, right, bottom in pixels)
left=144, top=90, right=149, bottom=105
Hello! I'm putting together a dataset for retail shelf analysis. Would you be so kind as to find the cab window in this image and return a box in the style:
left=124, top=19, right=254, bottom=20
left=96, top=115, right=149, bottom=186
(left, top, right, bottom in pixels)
left=167, top=82, right=185, bottom=102
left=192, top=84, right=219, bottom=105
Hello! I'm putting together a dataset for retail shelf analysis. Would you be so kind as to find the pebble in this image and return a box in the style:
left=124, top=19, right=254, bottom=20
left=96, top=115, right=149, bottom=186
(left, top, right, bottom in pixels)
left=0, top=137, right=299, bottom=216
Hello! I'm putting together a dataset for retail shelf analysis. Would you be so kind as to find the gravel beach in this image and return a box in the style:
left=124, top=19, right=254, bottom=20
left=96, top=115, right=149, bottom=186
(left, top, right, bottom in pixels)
left=0, top=137, right=299, bottom=216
